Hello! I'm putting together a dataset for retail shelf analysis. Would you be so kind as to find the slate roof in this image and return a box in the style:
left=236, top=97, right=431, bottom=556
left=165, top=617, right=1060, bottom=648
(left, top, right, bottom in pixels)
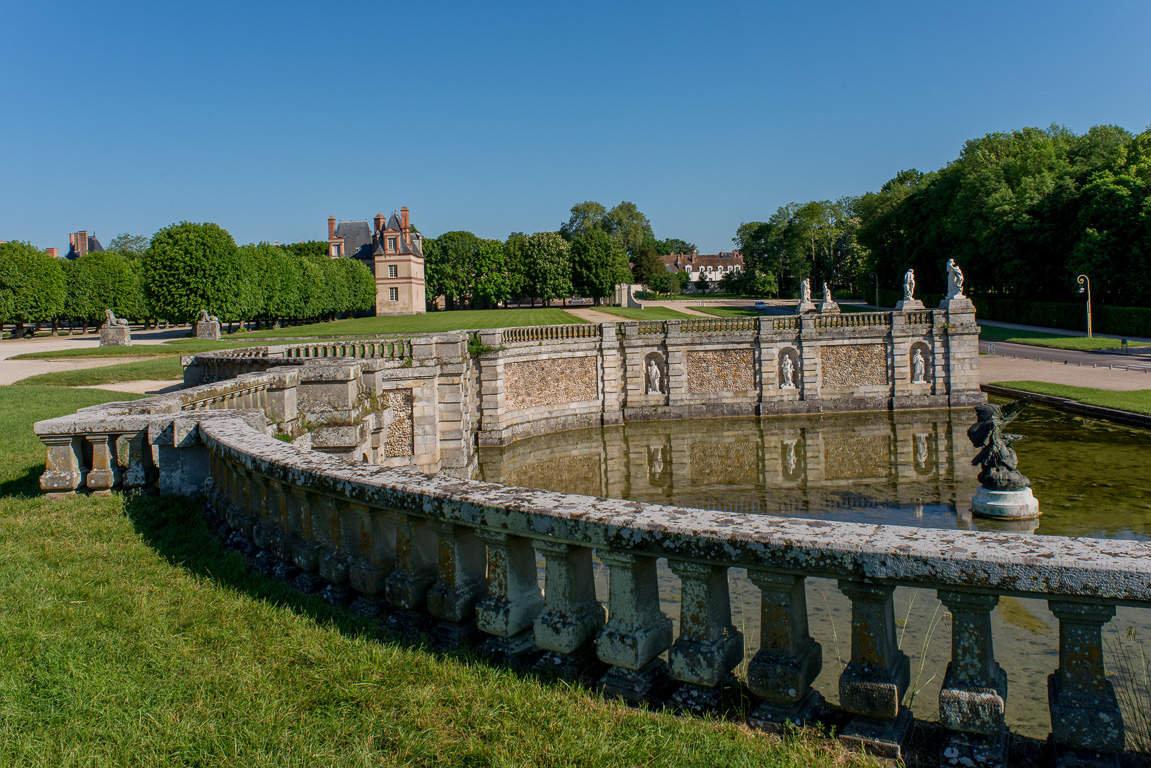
left=334, top=220, right=374, bottom=260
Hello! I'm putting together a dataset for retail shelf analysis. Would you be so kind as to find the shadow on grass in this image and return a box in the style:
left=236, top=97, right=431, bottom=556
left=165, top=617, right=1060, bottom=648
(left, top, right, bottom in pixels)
left=0, top=465, right=47, bottom=499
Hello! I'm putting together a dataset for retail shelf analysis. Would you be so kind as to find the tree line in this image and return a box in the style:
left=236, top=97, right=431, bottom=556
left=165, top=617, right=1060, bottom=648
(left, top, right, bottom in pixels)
left=737, top=124, right=1151, bottom=305
left=0, top=222, right=375, bottom=337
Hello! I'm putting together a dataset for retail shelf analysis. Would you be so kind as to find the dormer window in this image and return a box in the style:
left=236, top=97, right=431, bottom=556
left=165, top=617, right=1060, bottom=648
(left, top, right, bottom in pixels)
left=387, top=236, right=397, bottom=252
left=331, top=244, right=341, bottom=257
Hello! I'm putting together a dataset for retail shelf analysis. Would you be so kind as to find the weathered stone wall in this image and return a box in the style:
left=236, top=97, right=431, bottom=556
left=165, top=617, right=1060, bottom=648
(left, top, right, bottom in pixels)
left=384, top=389, right=414, bottom=457
left=503, top=357, right=598, bottom=410
left=686, top=349, right=755, bottom=393
left=819, top=344, right=888, bottom=388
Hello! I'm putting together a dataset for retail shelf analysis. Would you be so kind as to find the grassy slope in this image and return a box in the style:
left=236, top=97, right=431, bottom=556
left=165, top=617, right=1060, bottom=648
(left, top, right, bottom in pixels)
left=18, top=357, right=185, bottom=387
left=593, top=306, right=695, bottom=320
left=0, top=385, right=868, bottom=767
left=991, top=381, right=1151, bottom=415
left=978, top=324, right=1125, bottom=350
left=234, top=308, right=587, bottom=339
left=10, top=339, right=265, bottom=360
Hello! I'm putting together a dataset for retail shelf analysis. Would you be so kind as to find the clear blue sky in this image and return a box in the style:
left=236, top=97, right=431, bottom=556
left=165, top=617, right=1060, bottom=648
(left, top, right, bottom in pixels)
left=3, top=0, right=1148, bottom=254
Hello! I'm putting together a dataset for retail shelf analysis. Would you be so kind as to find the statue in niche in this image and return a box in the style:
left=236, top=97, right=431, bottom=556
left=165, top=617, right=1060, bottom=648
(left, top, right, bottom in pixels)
left=946, top=258, right=965, bottom=299
left=199, top=308, right=220, bottom=324
left=646, top=357, right=663, bottom=394
left=822, top=282, right=832, bottom=303
left=104, top=309, right=128, bottom=327
left=780, top=354, right=796, bottom=389
left=912, top=348, right=927, bottom=383
left=967, top=397, right=1034, bottom=491
left=903, top=269, right=916, bottom=301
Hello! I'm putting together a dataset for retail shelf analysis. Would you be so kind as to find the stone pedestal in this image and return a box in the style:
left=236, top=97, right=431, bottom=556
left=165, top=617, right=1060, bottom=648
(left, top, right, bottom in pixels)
left=939, top=296, right=976, bottom=313
left=972, top=487, right=1040, bottom=520
left=818, top=300, right=840, bottom=314
left=100, top=325, right=132, bottom=346
left=796, top=301, right=817, bottom=314
left=894, top=299, right=924, bottom=312
left=194, top=320, right=221, bottom=340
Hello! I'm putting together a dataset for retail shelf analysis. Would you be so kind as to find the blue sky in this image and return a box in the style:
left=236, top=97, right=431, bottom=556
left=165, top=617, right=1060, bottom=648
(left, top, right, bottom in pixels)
left=3, top=0, right=1148, bottom=254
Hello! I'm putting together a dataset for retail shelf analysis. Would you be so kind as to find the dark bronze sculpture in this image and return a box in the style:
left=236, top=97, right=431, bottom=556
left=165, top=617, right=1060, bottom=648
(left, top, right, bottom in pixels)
left=967, top=397, right=1034, bottom=491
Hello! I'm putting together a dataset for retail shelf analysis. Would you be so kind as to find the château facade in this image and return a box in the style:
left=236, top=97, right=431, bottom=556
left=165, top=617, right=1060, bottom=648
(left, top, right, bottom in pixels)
left=327, top=207, right=426, bottom=316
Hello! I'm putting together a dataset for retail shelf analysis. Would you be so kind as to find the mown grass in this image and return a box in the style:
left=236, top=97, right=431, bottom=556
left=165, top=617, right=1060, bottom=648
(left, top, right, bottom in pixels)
left=695, top=306, right=764, bottom=318
left=0, top=385, right=872, bottom=767
left=18, top=357, right=184, bottom=387
left=593, top=306, right=695, bottom=320
left=978, top=324, right=1126, bottom=350
left=234, top=309, right=587, bottom=339
left=992, top=380, right=1151, bottom=415
left=9, top=339, right=265, bottom=360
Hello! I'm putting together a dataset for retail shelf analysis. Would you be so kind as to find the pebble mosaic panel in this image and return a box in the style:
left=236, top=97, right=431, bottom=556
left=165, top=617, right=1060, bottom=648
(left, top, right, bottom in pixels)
left=686, top=349, right=755, bottom=393
left=505, top=356, right=598, bottom=411
left=384, top=388, right=414, bottom=457
left=820, top=344, right=888, bottom=388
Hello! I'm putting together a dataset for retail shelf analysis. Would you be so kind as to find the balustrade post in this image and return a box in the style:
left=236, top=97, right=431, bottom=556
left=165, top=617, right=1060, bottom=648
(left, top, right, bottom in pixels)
left=532, top=540, right=604, bottom=678
left=837, top=580, right=911, bottom=759
left=312, top=495, right=352, bottom=605
left=39, top=434, right=86, bottom=496
left=266, top=479, right=297, bottom=581
left=666, top=560, right=743, bottom=712
left=595, top=550, right=672, bottom=702
left=349, top=504, right=395, bottom=617
left=425, top=521, right=486, bottom=647
left=746, top=571, right=824, bottom=731
left=85, top=434, right=121, bottom=495
left=115, top=431, right=155, bottom=491
left=936, top=590, right=1009, bottom=768
left=384, top=514, right=438, bottom=633
left=1047, top=600, right=1124, bottom=766
left=475, top=530, right=543, bottom=663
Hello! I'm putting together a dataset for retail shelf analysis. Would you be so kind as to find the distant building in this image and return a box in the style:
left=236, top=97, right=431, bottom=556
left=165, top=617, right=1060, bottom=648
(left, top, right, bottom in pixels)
left=64, top=231, right=104, bottom=260
left=327, top=207, right=426, bottom=316
left=661, top=251, right=744, bottom=290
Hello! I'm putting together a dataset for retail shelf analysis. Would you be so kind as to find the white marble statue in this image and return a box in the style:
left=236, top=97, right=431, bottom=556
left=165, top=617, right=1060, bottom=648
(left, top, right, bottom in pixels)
left=104, top=309, right=128, bottom=327
left=799, top=279, right=811, bottom=304
left=946, top=259, right=965, bottom=299
left=912, top=348, right=926, bottom=384
left=822, top=282, right=832, bottom=303
left=903, top=269, right=916, bottom=301
left=647, top=358, right=662, bottom=394
left=781, top=355, right=796, bottom=389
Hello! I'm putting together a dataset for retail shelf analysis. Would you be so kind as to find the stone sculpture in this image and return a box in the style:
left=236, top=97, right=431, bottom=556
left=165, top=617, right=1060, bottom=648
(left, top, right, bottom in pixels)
left=968, top=397, right=1040, bottom=519
left=818, top=282, right=840, bottom=314
left=199, top=308, right=220, bottom=324
left=912, top=348, right=926, bottom=384
left=780, top=355, right=796, bottom=389
left=195, top=308, right=222, bottom=340
left=796, top=279, right=817, bottom=314
left=646, top=358, right=662, bottom=395
left=946, top=259, right=965, bottom=299
left=903, top=270, right=915, bottom=301
left=104, top=309, right=128, bottom=327
left=99, top=309, right=132, bottom=346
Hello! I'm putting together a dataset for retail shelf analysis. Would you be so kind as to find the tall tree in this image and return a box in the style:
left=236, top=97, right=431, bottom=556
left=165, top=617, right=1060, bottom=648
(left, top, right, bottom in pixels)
left=559, top=201, right=609, bottom=241
left=630, top=245, right=665, bottom=289
left=522, top=232, right=572, bottom=306
left=606, top=201, right=654, bottom=257
left=570, top=230, right=631, bottom=304
left=0, top=241, right=66, bottom=337
left=143, top=222, right=239, bottom=322
left=107, top=233, right=150, bottom=257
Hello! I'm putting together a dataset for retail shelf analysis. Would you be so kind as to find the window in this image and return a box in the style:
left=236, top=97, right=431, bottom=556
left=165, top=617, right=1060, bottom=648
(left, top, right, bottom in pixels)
left=388, top=264, right=398, bottom=279
left=331, top=244, right=341, bottom=257
left=387, top=237, right=397, bottom=251
left=388, top=287, right=399, bottom=302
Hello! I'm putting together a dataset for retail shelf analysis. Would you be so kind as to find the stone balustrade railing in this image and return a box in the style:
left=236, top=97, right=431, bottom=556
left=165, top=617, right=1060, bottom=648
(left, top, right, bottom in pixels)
left=193, top=409, right=1144, bottom=767
left=813, top=311, right=890, bottom=329
left=282, top=339, right=412, bottom=361
left=681, top=317, right=759, bottom=333
left=501, top=324, right=600, bottom=344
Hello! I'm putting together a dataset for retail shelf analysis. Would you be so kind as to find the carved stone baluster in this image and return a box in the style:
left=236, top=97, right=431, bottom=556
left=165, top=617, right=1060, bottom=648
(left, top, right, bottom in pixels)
left=746, top=571, right=824, bottom=731
left=291, top=491, right=325, bottom=593
left=317, top=497, right=354, bottom=605
left=837, top=580, right=911, bottom=760
left=666, top=560, right=743, bottom=712
left=426, top=522, right=486, bottom=647
left=39, top=435, right=86, bottom=496
left=349, top=505, right=395, bottom=617
left=937, top=590, right=1009, bottom=768
left=384, top=515, right=438, bottom=633
left=250, top=475, right=278, bottom=574
left=532, top=540, right=604, bottom=678
left=475, top=530, right=543, bottom=663
left=115, top=431, right=155, bottom=491
left=265, top=480, right=297, bottom=581
left=595, top=550, right=672, bottom=702
left=1047, top=600, right=1124, bottom=767
left=85, top=434, right=121, bottom=495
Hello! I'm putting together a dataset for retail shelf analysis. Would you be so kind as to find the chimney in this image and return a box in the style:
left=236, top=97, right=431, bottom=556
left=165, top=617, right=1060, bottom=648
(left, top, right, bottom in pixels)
left=46, top=247, right=58, bottom=258
left=78, top=231, right=88, bottom=259
left=400, top=206, right=410, bottom=244
left=374, top=213, right=385, bottom=233
left=328, top=215, right=336, bottom=239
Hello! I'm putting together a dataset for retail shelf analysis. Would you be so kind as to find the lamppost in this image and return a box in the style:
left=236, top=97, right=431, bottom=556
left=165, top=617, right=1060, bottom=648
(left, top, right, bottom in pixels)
left=1077, top=274, right=1092, bottom=338
left=870, top=272, right=878, bottom=307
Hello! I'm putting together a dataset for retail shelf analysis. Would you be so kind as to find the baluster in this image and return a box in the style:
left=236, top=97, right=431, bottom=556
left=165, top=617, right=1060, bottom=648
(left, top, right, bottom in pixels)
left=312, top=495, right=351, bottom=604
left=596, top=550, right=672, bottom=702
left=666, top=560, right=743, bottom=712
left=937, top=590, right=1009, bottom=768
left=533, top=540, right=605, bottom=678
left=85, top=434, right=121, bottom=495
left=264, top=478, right=296, bottom=580
left=39, top=434, right=86, bottom=495
left=837, top=580, right=911, bottom=759
left=1047, top=600, right=1124, bottom=766
left=746, top=571, right=824, bottom=731
left=475, top=530, right=543, bottom=663
left=291, top=490, right=325, bottom=592
left=426, top=521, right=486, bottom=648
left=349, top=503, right=393, bottom=616
left=384, top=514, right=438, bottom=633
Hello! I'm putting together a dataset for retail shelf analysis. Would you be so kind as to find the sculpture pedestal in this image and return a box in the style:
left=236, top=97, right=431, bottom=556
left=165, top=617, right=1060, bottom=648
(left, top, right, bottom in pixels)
left=194, top=321, right=221, bottom=340
left=972, top=487, right=1040, bottom=520
left=818, top=301, right=840, bottom=314
left=939, top=296, right=976, bottom=313
left=99, top=325, right=132, bottom=347
left=796, top=301, right=817, bottom=315
left=894, top=299, right=924, bottom=312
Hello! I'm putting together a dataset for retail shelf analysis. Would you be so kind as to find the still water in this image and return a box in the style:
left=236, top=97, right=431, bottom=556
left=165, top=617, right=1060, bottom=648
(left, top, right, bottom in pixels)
left=475, top=403, right=1151, bottom=740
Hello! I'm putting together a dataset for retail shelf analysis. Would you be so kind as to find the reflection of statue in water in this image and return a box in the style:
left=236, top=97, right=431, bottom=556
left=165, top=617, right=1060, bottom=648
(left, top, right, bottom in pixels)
left=914, top=433, right=928, bottom=469
left=912, top=348, right=926, bottom=383
left=822, top=282, right=832, bottom=303
left=646, top=358, right=662, bottom=394
left=780, top=355, right=795, bottom=389
left=648, top=445, right=664, bottom=476
left=967, top=397, right=1034, bottom=490
left=104, top=309, right=128, bottom=327
left=946, top=259, right=965, bottom=299
left=783, top=439, right=797, bottom=475
left=903, top=269, right=915, bottom=301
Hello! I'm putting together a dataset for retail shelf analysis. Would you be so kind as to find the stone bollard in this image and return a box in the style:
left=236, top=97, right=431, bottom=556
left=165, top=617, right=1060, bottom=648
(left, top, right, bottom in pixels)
left=384, top=515, right=438, bottom=633
left=99, top=324, right=132, bottom=347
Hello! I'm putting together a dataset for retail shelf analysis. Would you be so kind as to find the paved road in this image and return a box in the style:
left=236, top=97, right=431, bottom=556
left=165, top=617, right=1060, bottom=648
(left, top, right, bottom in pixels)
left=979, top=339, right=1151, bottom=372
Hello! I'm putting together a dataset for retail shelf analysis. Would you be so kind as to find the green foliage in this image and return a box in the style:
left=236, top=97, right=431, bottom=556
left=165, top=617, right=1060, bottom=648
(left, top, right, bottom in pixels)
left=991, top=381, right=1151, bottom=416
left=655, top=237, right=696, bottom=256
left=646, top=270, right=672, bottom=294
left=106, top=232, right=150, bottom=257
left=560, top=201, right=654, bottom=257
left=337, top=257, right=376, bottom=312
left=65, top=250, right=140, bottom=323
left=630, top=246, right=665, bottom=289
left=570, top=230, right=630, bottom=301
left=0, top=241, right=66, bottom=325
left=522, top=232, right=572, bottom=305
left=424, top=231, right=510, bottom=309
left=143, top=222, right=239, bottom=323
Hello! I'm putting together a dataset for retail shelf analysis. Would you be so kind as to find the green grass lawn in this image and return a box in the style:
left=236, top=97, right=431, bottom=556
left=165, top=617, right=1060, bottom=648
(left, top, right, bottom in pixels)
left=18, top=357, right=185, bottom=387
left=694, top=306, right=764, bottom=318
left=0, top=384, right=869, bottom=767
left=234, top=308, right=587, bottom=339
left=9, top=338, right=265, bottom=360
left=991, top=381, right=1151, bottom=415
left=592, top=306, right=695, bottom=320
left=978, top=324, right=1126, bottom=350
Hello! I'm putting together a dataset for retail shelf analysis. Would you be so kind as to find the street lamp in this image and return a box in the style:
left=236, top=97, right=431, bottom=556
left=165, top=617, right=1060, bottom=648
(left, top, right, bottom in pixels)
left=1077, top=274, right=1092, bottom=338
left=870, top=272, right=878, bottom=307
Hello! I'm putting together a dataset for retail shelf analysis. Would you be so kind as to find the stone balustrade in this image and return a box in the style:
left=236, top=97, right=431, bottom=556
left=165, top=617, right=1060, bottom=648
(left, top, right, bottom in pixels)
left=180, top=409, right=1147, bottom=766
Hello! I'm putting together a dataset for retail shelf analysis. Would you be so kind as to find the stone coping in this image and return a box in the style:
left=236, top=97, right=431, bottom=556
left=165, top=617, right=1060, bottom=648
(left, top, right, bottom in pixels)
left=201, top=411, right=1151, bottom=605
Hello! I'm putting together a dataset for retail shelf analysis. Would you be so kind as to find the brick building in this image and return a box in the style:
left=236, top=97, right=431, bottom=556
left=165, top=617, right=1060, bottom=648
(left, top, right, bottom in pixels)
left=327, top=207, right=426, bottom=315
left=64, top=231, right=104, bottom=260
left=661, top=251, right=744, bottom=290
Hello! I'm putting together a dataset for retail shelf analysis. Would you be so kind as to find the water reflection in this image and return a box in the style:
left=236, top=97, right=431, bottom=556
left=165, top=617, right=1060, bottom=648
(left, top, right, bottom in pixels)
left=477, top=403, right=1151, bottom=540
